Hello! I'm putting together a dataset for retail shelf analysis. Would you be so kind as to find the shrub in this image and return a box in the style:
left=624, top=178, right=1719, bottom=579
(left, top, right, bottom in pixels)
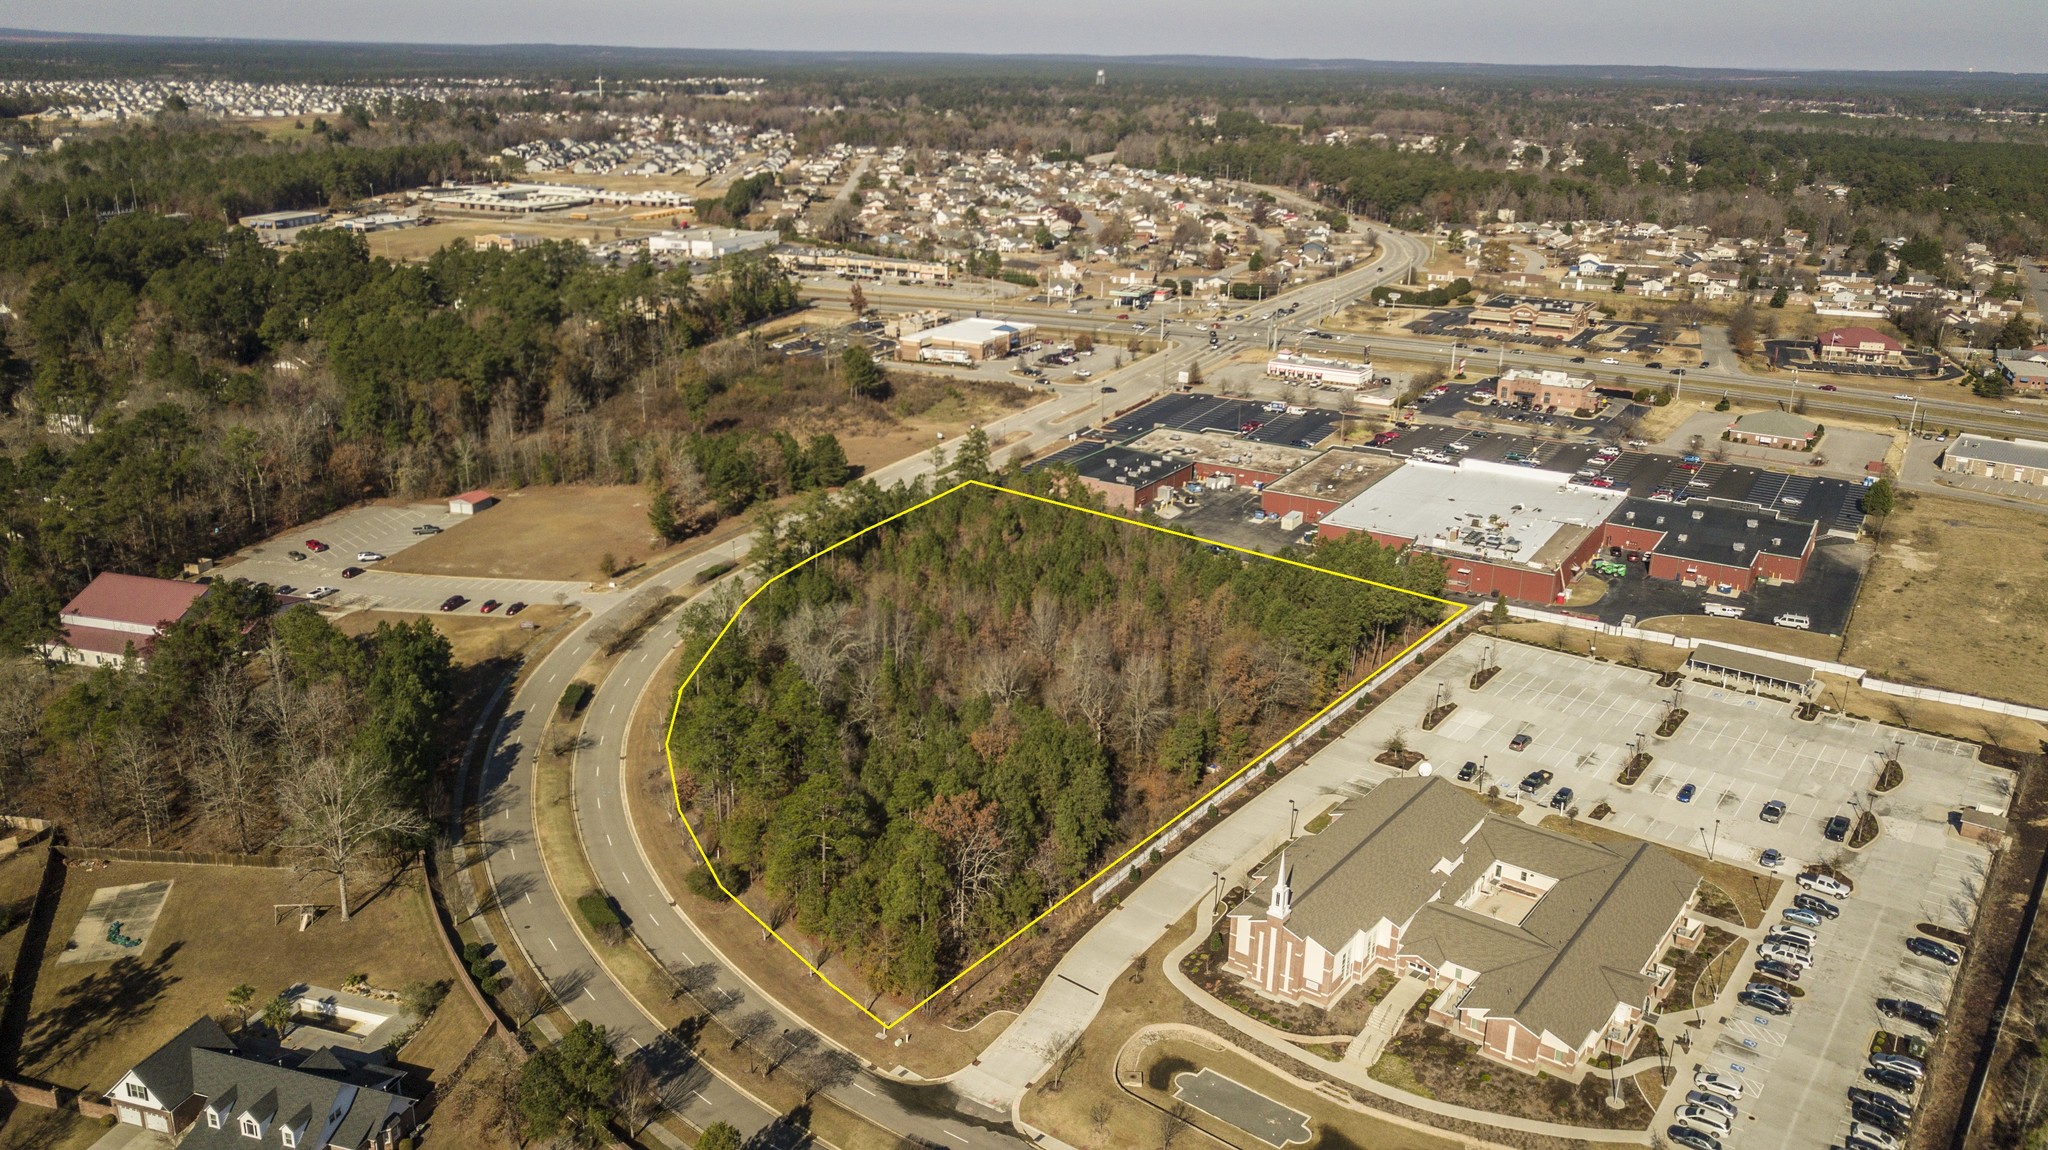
left=400, top=979, right=449, bottom=1018
left=686, top=863, right=744, bottom=901
left=461, top=941, right=486, bottom=967
left=578, top=892, right=626, bottom=944
left=558, top=681, right=593, bottom=716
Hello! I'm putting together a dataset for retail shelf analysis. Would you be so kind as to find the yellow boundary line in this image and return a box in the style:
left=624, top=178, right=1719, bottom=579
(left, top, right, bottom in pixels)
left=661, top=478, right=1467, bottom=1029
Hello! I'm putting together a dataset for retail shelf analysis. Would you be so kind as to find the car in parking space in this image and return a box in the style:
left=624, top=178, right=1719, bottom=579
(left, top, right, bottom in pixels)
left=1685, top=1090, right=1737, bottom=1119
left=1518, top=769, right=1553, bottom=793
left=1755, top=958, right=1802, bottom=982
left=1740, top=989, right=1792, bottom=1015
left=1676, top=1105, right=1732, bottom=1137
left=1799, top=871, right=1853, bottom=898
left=439, top=595, right=465, bottom=612
left=275, top=585, right=297, bottom=596
left=1870, top=1052, right=1926, bottom=1079
left=505, top=602, right=526, bottom=616
left=412, top=523, right=443, bottom=535
left=1851, top=1113, right=1908, bottom=1137
left=287, top=550, right=307, bottom=562
left=1794, top=892, right=1840, bottom=918
left=1550, top=786, right=1575, bottom=811
left=1864, top=1065, right=1919, bottom=1094
left=1877, top=999, right=1942, bottom=1029
left=1666, top=1126, right=1720, bottom=1150
left=1761, top=799, right=1787, bottom=823
left=1783, top=906, right=1825, bottom=928
left=1757, top=941, right=1812, bottom=967
left=479, top=599, right=501, bottom=614
left=355, top=551, right=385, bottom=563
left=1851, top=1106, right=1907, bottom=1138
left=1510, top=732, right=1533, bottom=750
left=1676, top=783, right=1697, bottom=803
left=340, top=566, right=364, bottom=579
left=1693, top=1072, right=1745, bottom=1102
left=1770, top=924, right=1819, bottom=949
left=1099, top=385, right=1117, bottom=393
left=1906, top=937, right=1960, bottom=966
left=1759, top=848, right=1784, bottom=869
left=1825, top=814, right=1852, bottom=841
left=1850, top=1086, right=1912, bottom=1115
left=1457, top=760, right=1480, bottom=782
left=305, top=587, right=338, bottom=600
left=305, top=539, right=329, bottom=552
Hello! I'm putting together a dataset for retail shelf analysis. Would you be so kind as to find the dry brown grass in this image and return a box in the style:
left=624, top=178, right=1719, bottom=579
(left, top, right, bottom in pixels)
left=335, top=607, right=577, bottom=666
left=18, top=860, right=457, bottom=1096
left=378, top=486, right=677, bottom=584
left=0, top=1103, right=104, bottom=1150
left=1635, top=614, right=1847, bottom=662
left=1843, top=492, right=2048, bottom=710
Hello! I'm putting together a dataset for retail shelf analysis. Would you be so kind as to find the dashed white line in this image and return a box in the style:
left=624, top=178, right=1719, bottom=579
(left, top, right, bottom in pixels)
left=549, top=937, right=559, bottom=951
left=585, top=987, right=598, bottom=1001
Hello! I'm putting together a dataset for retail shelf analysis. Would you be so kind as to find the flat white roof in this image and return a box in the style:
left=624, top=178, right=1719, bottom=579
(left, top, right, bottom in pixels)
left=1321, top=459, right=1625, bottom=568
left=903, top=317, right=1038, bottom=345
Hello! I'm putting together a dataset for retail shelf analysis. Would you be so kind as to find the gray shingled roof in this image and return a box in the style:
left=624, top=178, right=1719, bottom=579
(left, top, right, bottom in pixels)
left=1275, top=776, right=1698, bottom=1050
left=120, top=1018, right=411, bottom=1150
left=1731, top=410, right=1821, bottom=438
left=125, top=1016, right=235, bottom=1109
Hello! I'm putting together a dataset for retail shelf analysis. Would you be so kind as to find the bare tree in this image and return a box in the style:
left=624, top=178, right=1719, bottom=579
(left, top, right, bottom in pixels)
left=1055, top=624, right=1117, bottom=743
left=1159, top=1100, right=1193, bottom=1148
left=0, top=661, right=47, bottom=804
left=107, top=728, right=175, bottom=847
left=195, top=667, right=271, bottom=852
left=783, top=602, right=860, bottom=699
left=1041, top=1027, right=1085, bottom=1092
left=1118, top=653, right=1171, bottom=756
left=915, top=791, right=1009, bottom=935
left=278, top=754, right=425, bottom=920
left=614, top=1058, right=663, bottom=1136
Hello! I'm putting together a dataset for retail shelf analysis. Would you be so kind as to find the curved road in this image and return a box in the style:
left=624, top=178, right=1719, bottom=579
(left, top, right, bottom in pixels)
left=469, top=233, right=1436, bottom=1148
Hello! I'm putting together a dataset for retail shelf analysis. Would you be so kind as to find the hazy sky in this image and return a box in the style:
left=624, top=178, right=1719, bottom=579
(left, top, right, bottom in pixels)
left=7, top=0, right=2048, bottom=74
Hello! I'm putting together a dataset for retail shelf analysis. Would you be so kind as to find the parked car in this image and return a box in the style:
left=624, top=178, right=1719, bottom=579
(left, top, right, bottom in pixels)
left=1794, top=893, right=1841, bottom=919
left=439, top=595, right=465, bottom=612
left=1851, top=1106, right=1907, bottom=1138
left=1743, top=980, right=1793, bottom=1005
left=1783, top=906, right=1825, bottom=928
left=1759, top=848, right=1784, bottom=869
left=1685, top=1090, right=1737, bottom=1119
left=1755, top=958, right=1802, bottom=982
left=1847, top=1122, right=1900, bottom=1150
left=1510, top=733, right=1533, bottom=751
left=1550, top=786, right=1575, bottom=811
left=1825, top=814, right=1852, bottom=842
left=1877, top=999, right=1943, bottom=1029
left=305, top=539, right=329, bottom=552
left=1906, top=937, right=1960, bottom=966
left=355, top=551, right=385, bottom=562
left=479, top=600, right=501, bottom=614
left=1518, top=769, right=1554, bottom=793
left=1677, top=783, right=1697, bottom=803
left=1676, top=1105, right=1732, bottom=1137
left=1740, top=990, right=1792, bottom=1016
left=1799, top=871, right=1853, bottom=898
left=1457, top=760, right=1480, bottom=782
left=1869, top=1052, right=1926, bottom=1079
left=1666, top=1126, right=1720, bottom=1150
left=1769, top=925, right=1819, bottom=949
left=1864, top=1066, right=1919, bottom=1094
left=305, top=587, right=338, bottom=600
left=1849, top=1088, right=1911, bottom=1117
left=1761, top=799, right=1787, bottom=823
left=287, top=550, right=307, bottom=562
left=1693, top=1072, right=1745, bottom=1102
left=1756, top=941, right=1812, bottom=967
left=505, top=602, right=527, bottom=616
left=340, top=566, right=364, bottom=579
left=412, top=523, right=443, bottom=535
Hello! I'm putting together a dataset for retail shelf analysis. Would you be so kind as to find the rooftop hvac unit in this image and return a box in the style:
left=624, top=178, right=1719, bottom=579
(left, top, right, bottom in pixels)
left=1677, top=533, right=1689, bottom=542
left=1625, top=510, right=1636, bottom=521
left=1692, top=510, right=1706, bottom=520
left=1733, top=542, right=1746, bottom=552
left=1656, top=515, right=1667, bottom=525
left=1772, top=537, right=1783, bottom=547
left=1746, top=519, right=1758, bottom=528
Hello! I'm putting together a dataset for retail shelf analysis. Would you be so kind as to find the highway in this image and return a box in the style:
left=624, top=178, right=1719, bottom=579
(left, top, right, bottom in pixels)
left=465, top=235, right=1437, bottom=1148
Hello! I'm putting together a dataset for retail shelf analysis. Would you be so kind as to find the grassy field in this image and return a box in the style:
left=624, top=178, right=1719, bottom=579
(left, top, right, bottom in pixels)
left=1843, top=491, right=2048, bottom=710
left=0, top=1103, right=103, bottom=1150
left=0, top=845, right=49, bottom=995
left=380, top=486, right=677, bottom=584
left=17, top=860, right=458, bottom=1096
left=1636, top=613, right=1848, bottom=662
left=336, top=606, right=576, bottom=666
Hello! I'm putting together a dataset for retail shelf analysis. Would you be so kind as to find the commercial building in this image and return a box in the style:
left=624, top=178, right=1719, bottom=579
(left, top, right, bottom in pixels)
left=1725, top=410, right=1822, bottom=450
left=1600, top=500, right=1818, bottom=594
left=449, top=490, right=498, bottom=515
left=896, top=317, right=1038, bottom=364
left=1066, top=449, right=1195, bottom=513
left=1994, top=348, right=2048, bottom=392
left=1813, top=326, right=1905, bottom=366
left=647, top=227, right=779, bottom=260
left=41, top=573, right=210, bottom=667
left=1942, top=435, right=2048, bottom=487
left=1258, top=449, right=1403, bottom=525
left=1466, top=294, right=1596, bottom=340
left=1226, top=776, right=1701, bottom=1077
left=472, top=233, right=544, bottom=253
left=1315, top=459, right=1624, bottom=602
left=1126, top=430, right=1318, bottom=491
left=418, top=182, right=593, bottom=214
left=1265, top=352, right=1374, bottom=389
left=776, top=248, right=952, bottom=285
left=237, top=209, right=325, bottom=234
left=1684, top=644, right=1817, bottom=698
left=1495, top=368, right=1596, bottom=414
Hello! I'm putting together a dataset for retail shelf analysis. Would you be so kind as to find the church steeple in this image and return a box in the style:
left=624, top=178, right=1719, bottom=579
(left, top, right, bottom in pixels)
left=1268, top=851, right=1292, bottom=920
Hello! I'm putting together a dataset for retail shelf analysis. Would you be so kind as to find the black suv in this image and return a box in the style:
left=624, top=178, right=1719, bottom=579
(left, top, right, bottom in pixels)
left=1824, top=814, right=1852, bottom=842
left=1457, top=761, right=1480, bottom=782
left=1793, top=893, right=1840, bottom=919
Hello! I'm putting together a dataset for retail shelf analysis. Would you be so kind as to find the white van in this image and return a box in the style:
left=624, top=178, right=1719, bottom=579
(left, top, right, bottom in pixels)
left=1773, top=613, right=1812, bottom=630
left=1703, top=602, right=1745, bottom=618
left=1797, top=871, right=1853, bottom=899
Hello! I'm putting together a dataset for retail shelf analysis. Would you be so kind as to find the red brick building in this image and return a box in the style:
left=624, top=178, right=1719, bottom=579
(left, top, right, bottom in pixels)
left=1601, top=500, right=1818, bottom=593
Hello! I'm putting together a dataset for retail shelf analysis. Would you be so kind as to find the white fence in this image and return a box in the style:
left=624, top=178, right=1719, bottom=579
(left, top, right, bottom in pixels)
left=1503, top=603, right=2048, bottom=723
left=1092, top=608, right=1473, bottom=901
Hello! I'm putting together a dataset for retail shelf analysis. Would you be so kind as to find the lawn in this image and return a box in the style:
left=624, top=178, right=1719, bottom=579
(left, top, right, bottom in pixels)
left=378, top=486, right=695, bottom=584
left=336, top=607, right=577, bottom=668
left=1843, top=491, right=2048, bottom=710
left=1665, top=928, right=1747, bottom=1012
left=16, top=859, right=459, bottom=1097
left=1373, top=1011, right=1659, bottom=1130
left=1636, top=613, right=1848, bottom=662
left=0, top=845, right=50, bottom=998
left=0, top=1102, right=103, bottom=1150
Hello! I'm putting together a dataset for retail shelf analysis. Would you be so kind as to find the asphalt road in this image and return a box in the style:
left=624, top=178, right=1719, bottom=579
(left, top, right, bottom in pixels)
left=466, top=232, right=1439, bottom=1148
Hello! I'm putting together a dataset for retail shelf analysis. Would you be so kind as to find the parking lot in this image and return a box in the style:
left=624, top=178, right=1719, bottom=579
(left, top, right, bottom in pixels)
left=1104, top=393, right=1345, bottom=448
left=212, top=501, right=598, bottom=615
left=1340, top=640, right=2008, bottom=1150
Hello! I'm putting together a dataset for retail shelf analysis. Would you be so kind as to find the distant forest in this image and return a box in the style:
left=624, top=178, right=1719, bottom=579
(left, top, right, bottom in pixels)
left=665, top=474, right=1446, bottom=998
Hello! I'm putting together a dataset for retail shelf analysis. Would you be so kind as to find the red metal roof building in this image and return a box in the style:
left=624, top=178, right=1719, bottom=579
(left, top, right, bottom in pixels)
left=43, top=573, right=209, bottom=667
left=448, top=489, right=498, bottom=514
left=1814, top=326, right=1905, bottom=365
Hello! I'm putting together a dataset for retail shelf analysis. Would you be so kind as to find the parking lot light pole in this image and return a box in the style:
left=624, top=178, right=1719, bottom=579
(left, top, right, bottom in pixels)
left=1288, top=800, right=1298, bottom=839
left=1711, top=818, right=1721, bottom=862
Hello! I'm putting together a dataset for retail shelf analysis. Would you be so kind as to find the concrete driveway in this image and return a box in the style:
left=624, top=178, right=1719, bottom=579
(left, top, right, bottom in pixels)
left=88, top=1123, right=172, bottom=1150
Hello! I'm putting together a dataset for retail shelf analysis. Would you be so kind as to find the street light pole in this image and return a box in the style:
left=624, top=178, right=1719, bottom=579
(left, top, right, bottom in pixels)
left=1288, top=800, right=1298, bottom=839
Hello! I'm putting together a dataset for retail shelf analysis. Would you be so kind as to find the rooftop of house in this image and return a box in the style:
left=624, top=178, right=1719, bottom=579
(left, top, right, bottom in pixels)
left=1256, top=775, right=1698, bottom=1050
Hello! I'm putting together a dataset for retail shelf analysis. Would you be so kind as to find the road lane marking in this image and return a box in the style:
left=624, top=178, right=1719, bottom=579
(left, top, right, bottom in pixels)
left=852, top=1081, right=877, bottom=1096
left=549, top=937, right=558, bottom=951
left=585, top=988, right=598, bottom=1001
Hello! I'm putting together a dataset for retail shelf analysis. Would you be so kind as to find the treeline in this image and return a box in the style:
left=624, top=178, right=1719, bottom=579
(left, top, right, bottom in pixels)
left=0, top=126, right=820, bottom=651
left=667, top=468, right=1444, bottom=997
left=0, top=598, right=450, bottom=859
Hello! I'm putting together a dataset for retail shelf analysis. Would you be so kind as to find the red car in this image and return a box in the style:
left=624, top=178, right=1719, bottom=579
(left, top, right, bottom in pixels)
left=1818, top=384, right=1839, bottom=391
left=305, top=539, right=329, bottom=553
left=480, top=599, right=501, bottom=614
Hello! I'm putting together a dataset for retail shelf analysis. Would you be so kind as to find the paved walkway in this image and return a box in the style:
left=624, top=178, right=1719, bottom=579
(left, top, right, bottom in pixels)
left=1343, top=976, right=1426, bottom=1066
